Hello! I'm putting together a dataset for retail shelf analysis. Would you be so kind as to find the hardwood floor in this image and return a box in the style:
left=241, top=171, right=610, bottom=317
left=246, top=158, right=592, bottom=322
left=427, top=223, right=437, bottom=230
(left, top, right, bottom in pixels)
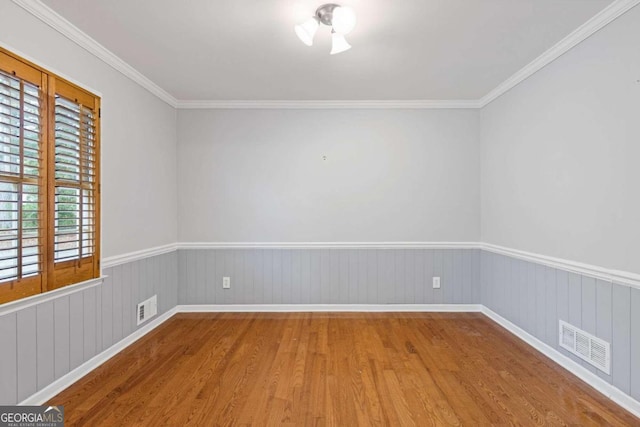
left=50, top=313, right=638, bottom=426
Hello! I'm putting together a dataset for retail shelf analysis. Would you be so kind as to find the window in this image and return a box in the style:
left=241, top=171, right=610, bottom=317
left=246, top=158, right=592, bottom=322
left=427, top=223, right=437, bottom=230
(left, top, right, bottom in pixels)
left=0, top=48, right=100, bottom=304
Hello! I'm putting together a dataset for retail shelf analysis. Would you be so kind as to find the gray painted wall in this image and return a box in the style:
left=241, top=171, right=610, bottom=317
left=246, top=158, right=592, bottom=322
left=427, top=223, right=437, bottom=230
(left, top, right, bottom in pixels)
left=0, top=252, right=178, bottom=405
left=178, top=248, right=481, bottom=305
left=480, top=4, right=640, bottom=275
left=0, top=2, right=179, bottom=258
left=177, top=109, right=480, bottom=243
left=481, top=251, right=640, bottom=402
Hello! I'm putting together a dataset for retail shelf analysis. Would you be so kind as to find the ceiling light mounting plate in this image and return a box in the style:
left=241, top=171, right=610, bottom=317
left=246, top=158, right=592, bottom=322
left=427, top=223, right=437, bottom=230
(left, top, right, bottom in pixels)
left=315, top=3, right=340, bottom=26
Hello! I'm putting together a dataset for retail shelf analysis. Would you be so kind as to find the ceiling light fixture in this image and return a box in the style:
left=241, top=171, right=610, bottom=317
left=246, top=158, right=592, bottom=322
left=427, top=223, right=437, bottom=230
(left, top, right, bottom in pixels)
left=330, top=31, right=351, bottom=55
left=295, top=4, right=356, bottom=54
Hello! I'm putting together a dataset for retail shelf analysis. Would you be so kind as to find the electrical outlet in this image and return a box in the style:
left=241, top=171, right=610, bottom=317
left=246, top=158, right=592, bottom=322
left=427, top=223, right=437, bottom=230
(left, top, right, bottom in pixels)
left=432, top=277, right=441, bottom=289
left=223, top=277, right=231, bottom=289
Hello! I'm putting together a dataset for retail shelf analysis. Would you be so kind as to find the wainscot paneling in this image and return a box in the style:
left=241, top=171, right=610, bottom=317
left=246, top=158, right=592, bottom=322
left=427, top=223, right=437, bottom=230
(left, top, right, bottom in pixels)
left=480, top=251, right=640, bottom=402
left=0, top=251, right=178, bottom=405
left=178, top=248, right=481, bottom=305
left=3, top=244, right=639, bottom=409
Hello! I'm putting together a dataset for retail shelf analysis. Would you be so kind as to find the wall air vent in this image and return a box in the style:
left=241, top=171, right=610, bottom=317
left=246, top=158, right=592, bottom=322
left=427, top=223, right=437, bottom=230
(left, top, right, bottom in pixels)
left=559, top=320, right=610, bottom=374
left=136, top=295, right=158, bottom=326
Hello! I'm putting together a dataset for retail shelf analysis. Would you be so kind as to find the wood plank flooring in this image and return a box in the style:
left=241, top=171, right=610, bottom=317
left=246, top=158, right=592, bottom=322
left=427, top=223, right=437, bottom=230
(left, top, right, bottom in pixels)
left=50, top=313, right=639, bottom=426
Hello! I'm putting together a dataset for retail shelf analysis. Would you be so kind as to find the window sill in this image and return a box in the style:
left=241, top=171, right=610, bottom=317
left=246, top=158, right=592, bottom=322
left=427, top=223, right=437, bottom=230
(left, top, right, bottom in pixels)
left=0, top=275, right=107, bottom=315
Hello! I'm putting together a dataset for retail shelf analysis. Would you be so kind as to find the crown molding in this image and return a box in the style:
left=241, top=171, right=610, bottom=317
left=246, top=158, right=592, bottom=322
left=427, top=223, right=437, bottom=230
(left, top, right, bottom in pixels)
left=176, top=0, right=640, bottom=110
left=478, top=0, right=640, bottom=107
left=11, top=0, right=178, bottom=108
left=12, top=0, right=639, bottom=110
left=176, top=99, right=482, bottom=109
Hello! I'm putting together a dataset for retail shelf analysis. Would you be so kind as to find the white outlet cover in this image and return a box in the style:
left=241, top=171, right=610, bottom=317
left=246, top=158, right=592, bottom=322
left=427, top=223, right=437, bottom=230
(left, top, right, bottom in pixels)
left=223, top=277, right=231, bottom=289
left=433, top=277, right=441, bottom=289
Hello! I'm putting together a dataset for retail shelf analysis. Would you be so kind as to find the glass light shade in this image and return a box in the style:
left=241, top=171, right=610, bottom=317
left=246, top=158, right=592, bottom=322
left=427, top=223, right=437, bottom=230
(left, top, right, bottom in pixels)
left=295, top=17, right=319, bottom=46
left=330, top=32, right=351, bottom=55
left=331, top=6, right=356, bottom=34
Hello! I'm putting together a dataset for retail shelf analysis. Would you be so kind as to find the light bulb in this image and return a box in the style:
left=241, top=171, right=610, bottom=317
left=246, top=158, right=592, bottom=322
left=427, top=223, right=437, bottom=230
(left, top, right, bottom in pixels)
left=295, top=17, right=319, bottom=46
left=330, top=32, right=351, bottom=55
left=331, top=6, right=356, bottom=34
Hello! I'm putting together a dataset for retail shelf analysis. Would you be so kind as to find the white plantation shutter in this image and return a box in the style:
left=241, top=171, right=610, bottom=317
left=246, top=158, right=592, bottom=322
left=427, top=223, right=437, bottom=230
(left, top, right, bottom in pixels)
left=0, top=48, right=100, bottom=303
left=0, top=53, right=46, bottom=302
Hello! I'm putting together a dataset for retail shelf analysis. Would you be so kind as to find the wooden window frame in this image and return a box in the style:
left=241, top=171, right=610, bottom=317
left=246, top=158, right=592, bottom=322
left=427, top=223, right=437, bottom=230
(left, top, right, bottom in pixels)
left=0, top=47, right=101, bottom=304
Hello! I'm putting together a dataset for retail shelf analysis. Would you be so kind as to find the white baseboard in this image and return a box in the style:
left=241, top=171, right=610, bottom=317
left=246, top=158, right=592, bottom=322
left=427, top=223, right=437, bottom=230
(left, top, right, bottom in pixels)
left=18, top=303, right=640, bottom=420
left=18, top=304, right=476, bottom=405
left=480, top=306, right=640, bottom=419
left=177, top=242, right=480, bottom=250
left=19, top=307, right=178, bottom=405
left=175, top=304, right=482, bottom=313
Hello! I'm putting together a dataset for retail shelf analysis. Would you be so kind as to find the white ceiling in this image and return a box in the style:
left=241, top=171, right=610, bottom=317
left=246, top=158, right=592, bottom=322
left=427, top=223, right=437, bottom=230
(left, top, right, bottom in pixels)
left=41, top=0, right=612, bottom=101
